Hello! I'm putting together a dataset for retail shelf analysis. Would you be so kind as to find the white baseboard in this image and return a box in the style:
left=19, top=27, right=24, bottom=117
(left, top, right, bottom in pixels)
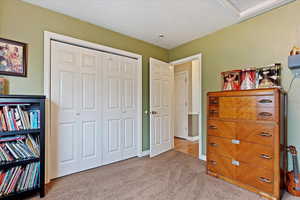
left=138, top=150, right=150, bottom=157
left=199, top=154, right=206, bottom=161
left=186, top=136, right=199, bottom=142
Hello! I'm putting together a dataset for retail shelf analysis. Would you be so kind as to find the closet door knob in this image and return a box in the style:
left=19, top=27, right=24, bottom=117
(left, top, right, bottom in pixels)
left=76, top=113, right=80, bottom=116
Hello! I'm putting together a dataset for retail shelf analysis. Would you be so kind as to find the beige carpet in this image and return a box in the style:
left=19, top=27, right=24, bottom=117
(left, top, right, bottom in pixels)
left=28, top=151, right=298, bottom=200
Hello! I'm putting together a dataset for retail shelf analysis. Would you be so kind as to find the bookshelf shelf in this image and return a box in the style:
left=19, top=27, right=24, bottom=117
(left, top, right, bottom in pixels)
left=0, top=157, right=39, bottom=169
left=0, top=187, right=40, bottom=200
left=0, top=129, right=40, bottom=137
left=0, top=95, right=45, bottom=199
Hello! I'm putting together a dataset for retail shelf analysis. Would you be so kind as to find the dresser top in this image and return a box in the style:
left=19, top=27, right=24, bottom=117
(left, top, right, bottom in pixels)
left=207, top=88, right=284, bottom=97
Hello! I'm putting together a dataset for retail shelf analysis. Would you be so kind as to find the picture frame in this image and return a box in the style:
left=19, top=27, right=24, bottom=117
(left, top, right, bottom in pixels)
left=221, top=70, right=241, bottom=91
left=0, top=38, right=27, bottom=77
left=256, top=64, right=281, bottom=89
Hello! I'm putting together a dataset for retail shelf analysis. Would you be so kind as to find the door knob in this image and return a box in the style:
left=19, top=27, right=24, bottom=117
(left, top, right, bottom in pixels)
left=150, top=111, right=158, bottom=115
left=76, top=113, right=80, bottom=116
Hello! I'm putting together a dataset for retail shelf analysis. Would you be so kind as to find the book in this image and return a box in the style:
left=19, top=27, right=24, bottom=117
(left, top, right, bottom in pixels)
left=0, top=162, right=40, bottom=196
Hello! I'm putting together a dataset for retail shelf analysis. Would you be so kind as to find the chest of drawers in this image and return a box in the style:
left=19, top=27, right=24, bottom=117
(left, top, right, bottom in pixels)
left=206, top=89, right=286, bottom=200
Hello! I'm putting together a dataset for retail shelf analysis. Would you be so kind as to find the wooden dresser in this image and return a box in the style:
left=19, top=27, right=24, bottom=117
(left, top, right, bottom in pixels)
left=206, top=89, right=286, bottom=200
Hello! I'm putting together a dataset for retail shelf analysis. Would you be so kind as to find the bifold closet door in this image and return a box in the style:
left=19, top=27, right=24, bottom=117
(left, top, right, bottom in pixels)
left=50, top=41, right=101, bottom=178
left=102, top=54, right=138, bottom=165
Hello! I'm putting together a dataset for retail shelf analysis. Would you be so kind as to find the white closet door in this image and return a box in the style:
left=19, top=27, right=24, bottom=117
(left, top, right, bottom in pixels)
left=102, top=54, right=138, bottom=164
left=122, top=57, right=138, bottom=159
left=51, top=40, right=139, bottom=178
left=102, top=54, right=123, bottom=164
left=50, top=41, right=102, bottom=178
left=78, top=48, right=102, bottom=171
left=50, top=41, right=81, bottom=178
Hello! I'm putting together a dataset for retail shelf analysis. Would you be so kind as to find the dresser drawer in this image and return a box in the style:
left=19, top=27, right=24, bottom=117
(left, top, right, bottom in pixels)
left=208, top=106, right=219, bottom=119
left=257, top=107, right=276, bottom=121
left=236, top=162, right=273, bottom=194
left=236, top=142, right=273, bottom=170
left=256, top=96, right=275, bottom=108
left=207, top=136, right=235, bottom=158
left=207, top=153, right=235, bottom=179
left=207, top=120, right=235, bottom=139
left=236, top=122, right=274, bottom=146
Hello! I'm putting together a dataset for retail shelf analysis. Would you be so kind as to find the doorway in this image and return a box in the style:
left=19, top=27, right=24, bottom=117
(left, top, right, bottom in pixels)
left=171, top=55, right=202, bottom=159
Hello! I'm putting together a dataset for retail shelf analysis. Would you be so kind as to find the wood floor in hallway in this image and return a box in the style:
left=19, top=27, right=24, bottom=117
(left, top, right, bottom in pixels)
left=174, top=137, right=199, bottom=158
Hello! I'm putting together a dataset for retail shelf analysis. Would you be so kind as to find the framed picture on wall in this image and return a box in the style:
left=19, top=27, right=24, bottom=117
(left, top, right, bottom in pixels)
left=0, top=38, right=27, bottom=77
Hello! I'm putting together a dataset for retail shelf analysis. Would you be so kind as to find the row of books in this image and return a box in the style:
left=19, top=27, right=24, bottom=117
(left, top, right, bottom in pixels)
left=0, top=162, right=40, bottom=196
left=0, top=135, right=40, bottom=163
left=0, top=105, right=40, bottom=132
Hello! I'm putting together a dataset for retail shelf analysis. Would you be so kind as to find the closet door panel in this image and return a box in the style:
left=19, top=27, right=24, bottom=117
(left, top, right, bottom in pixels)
left=50, top=41, right=81, bottom=178
left=79, top=48, right=102, bottom=170
left=122, top=116, right=137, bottom=159
left=103, top=55, right=122, bottom=114
left=103, top=117, right=123, bottom=164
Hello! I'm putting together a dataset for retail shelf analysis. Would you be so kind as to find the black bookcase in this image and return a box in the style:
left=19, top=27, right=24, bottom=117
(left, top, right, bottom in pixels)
left=0, top=95, right=45, bottom=199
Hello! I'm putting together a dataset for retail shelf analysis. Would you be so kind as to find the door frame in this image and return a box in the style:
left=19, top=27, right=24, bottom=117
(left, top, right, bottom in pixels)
left=174, top=71, right=189, bottom=139
left=44, top=31, right=143, bottom=183
left=170, top=53, right=205, bottom=161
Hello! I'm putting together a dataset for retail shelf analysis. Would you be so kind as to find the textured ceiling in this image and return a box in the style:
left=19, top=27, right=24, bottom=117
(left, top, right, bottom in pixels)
left=22, top=0, right=295, bottom=49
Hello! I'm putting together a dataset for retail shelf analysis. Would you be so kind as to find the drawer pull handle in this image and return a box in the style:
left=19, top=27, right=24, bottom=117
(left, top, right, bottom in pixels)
left=208, top=125, right=217, bottom=129
left=258, top=99, right=273, bottom=104
left=231, top=139, right=240, bottom=144
left=258, top=112, right=272, bottom=117
left=209, top=110, right=218, bottom=114
left=260, top=154, right=272, bottom=160
left=259, top=177, right=272, bottom=184
left=209, top=142, right=218, bottom=147
left=209, top=160, right=217, bottom=165
left=258, top=132, right=272, bottom=137
left=210, top=100, right=219, bottom=105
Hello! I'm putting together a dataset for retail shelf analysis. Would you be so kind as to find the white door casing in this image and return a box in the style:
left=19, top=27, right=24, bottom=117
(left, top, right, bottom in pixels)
left=169, top=54, right=204, bottom=160
left=45, top=31, right=143, bottom=183
left=149, top=58, right=174, bottom=157
left=174, top=71, right=188, bottom=139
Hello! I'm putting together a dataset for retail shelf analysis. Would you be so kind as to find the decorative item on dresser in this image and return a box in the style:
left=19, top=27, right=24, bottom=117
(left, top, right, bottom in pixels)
left=0, top=95, right=45, bottom=199
left=206, top=88, right=286, bottom=200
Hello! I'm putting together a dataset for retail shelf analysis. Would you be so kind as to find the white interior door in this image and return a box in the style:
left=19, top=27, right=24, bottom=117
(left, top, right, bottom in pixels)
left=50, top=41, right=101, bottom=178
left=174, top=72, right=188, bottom=139
left=149, top=58, right=174, bottom=157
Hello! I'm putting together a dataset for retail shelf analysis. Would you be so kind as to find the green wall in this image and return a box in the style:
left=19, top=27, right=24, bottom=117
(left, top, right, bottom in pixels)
left=2, top=0, right=300, bottom=157
left=0, top=0, right=169, bottom=151
left=169, top=1, right=300, bottom=161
